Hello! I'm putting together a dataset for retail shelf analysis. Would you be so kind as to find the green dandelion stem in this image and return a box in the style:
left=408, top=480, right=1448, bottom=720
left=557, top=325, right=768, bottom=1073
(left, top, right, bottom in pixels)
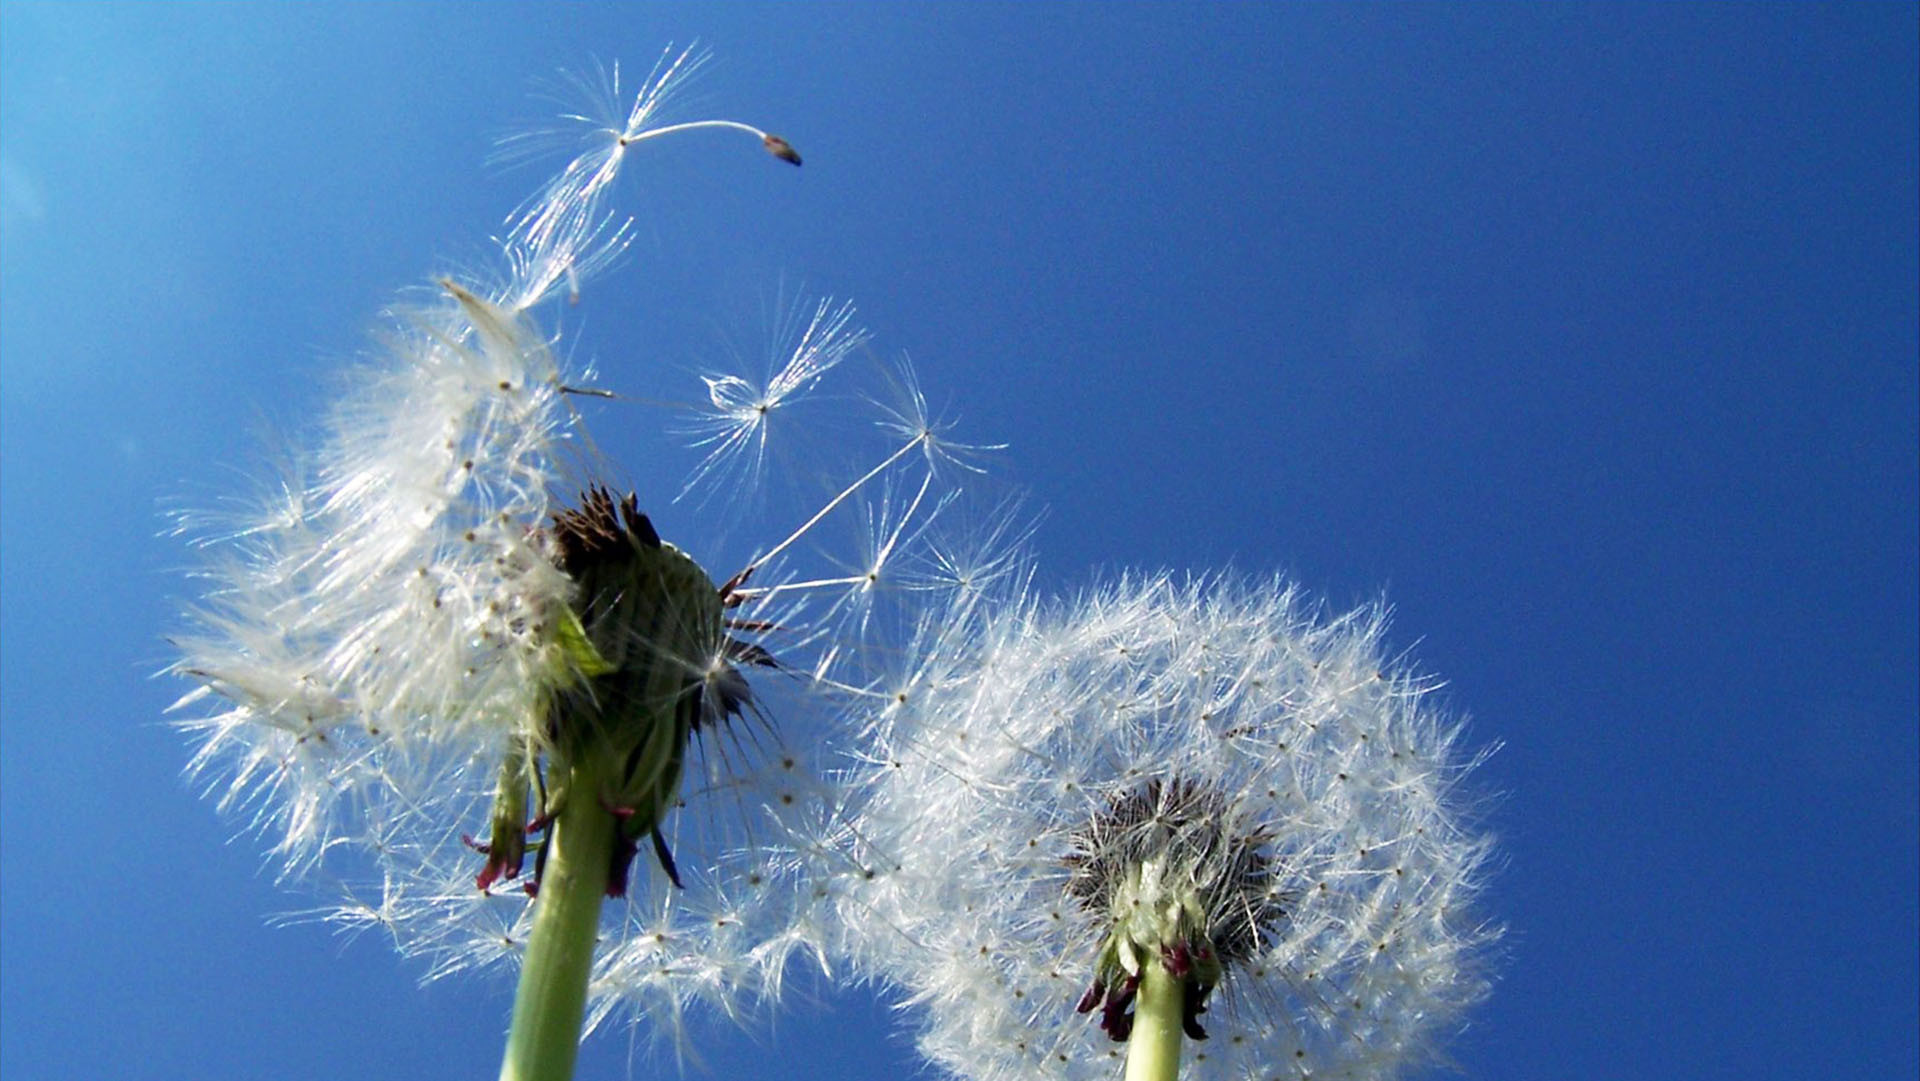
left=498, top=755, right=615, bottom=1081
left=1123, top=962, right=1186, bottom=1081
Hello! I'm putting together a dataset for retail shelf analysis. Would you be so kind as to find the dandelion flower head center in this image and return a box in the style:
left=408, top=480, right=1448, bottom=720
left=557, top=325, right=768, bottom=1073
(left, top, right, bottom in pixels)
left=1065, top=778, right=1287, bottom=1042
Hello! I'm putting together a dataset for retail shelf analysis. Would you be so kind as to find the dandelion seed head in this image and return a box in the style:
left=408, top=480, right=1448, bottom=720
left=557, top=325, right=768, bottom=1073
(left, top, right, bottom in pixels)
left=844, top=575, right=1498, bottom=1081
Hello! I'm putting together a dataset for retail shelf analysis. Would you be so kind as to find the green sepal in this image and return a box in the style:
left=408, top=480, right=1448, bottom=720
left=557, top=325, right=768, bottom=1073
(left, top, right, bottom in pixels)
left=550, top=604, right=615, bottom=681
left=477, top=738, right=533, bottom=890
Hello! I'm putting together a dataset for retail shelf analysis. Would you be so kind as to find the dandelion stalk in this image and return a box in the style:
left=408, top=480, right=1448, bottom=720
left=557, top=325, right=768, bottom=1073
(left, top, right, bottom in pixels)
left=618, top=118, right=802, bottom=164
left=484, top=490, right=728, bottom=1080
left=1123, top=963, right=1183, bottom=1081
left=499, top=755, right=615, bottom=1081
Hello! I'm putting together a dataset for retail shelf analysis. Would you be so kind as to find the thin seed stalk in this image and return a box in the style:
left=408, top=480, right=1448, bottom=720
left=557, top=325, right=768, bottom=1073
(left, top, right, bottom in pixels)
left=1123, top=961, right=1186, bottom=1081
left=498, top=754, right=615, bottom=1081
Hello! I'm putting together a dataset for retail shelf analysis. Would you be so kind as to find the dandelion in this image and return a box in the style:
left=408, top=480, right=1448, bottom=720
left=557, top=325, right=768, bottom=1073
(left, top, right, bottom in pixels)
left=170, top=48, right=991, bottom=1081
left=843, top=575, right=1498, bottom=1081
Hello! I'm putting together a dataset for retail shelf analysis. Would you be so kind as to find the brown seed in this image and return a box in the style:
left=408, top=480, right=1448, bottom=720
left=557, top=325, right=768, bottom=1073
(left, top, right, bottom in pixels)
left=763, top=134, right=802, bottom=166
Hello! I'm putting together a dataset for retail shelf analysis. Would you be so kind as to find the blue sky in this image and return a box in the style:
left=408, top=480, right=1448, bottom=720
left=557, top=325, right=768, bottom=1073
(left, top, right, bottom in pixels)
left=2, top=4, right=1914, bottom=1080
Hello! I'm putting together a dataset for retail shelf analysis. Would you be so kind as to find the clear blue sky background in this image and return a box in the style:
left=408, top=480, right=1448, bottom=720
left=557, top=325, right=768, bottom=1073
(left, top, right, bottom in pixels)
left=2, top=4, right=1914, bottom=1080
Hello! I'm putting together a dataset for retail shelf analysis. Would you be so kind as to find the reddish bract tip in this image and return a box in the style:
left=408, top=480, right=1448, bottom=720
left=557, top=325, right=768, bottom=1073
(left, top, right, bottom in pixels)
left=1098, top=973, right=1141, bottom=1042
left=606, top=833, right=641, bottom=898
left=1162, top=941, right=1192, bottom=979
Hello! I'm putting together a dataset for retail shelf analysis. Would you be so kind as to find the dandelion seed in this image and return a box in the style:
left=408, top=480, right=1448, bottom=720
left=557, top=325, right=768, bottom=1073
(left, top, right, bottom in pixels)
left=498, top=45, right=804, bottom=300
left=679, top=296, right=867, bottom=500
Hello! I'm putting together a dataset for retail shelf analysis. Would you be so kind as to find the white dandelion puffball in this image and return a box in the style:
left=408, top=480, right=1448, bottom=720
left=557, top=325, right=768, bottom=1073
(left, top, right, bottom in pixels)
left=847, top=575, right=1498, bottom=1081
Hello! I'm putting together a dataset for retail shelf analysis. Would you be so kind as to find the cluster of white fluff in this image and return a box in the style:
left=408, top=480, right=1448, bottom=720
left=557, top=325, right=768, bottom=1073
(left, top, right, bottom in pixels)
left=171, top=46, right=1003, bottom=1050
left=838, top=575, right=1497, bottom=1081
left=171, top=267, right=584, bottom=868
